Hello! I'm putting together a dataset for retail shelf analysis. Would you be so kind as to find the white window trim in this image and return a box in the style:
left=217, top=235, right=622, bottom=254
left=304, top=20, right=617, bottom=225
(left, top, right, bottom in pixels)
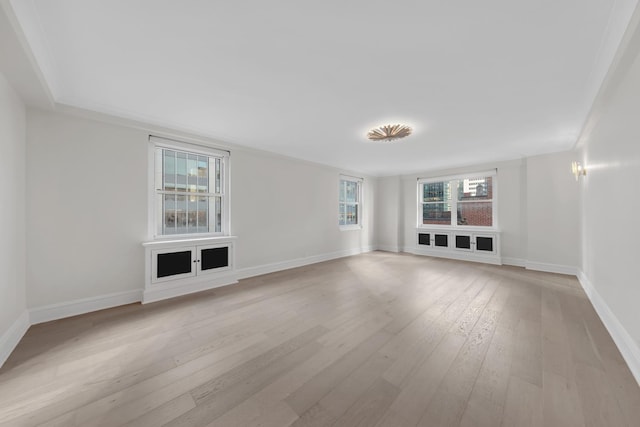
left=339, top=175, right=363, bottom=231
left=148, top=135, right=231, bottom=240
left=416, top=169, right=498, bottom=231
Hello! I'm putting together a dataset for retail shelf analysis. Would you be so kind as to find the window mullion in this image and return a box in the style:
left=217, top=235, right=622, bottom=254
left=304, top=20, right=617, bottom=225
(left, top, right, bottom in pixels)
left=418, top=174, right=495, bottom=228
left=451, top=179, right=457, bottom=226
left=345, top=181, right=349, bottom=225
left=162, top=153, right=166, bottom=235
left=205, top=157, right=209, bottom=233
left=153, top=142, right=228, bottom=238
left=338, top=177, right=363, bottom=228
left=343, top=202, right=347, bottom=224
left=173, top=150, right=177, bottom=235
left=219, top=159, right=223, bottom=234
left=173, top=194, right=177, bottom=234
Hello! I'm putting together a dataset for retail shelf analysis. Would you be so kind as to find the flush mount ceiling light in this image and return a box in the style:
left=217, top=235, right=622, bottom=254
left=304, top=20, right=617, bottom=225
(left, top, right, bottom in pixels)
left=367, top=124, right=412, bottom=142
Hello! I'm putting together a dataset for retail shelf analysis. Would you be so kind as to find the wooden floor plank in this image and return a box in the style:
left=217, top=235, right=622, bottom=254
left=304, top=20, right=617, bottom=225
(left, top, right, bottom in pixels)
left=458, top=293, right=517, bottom=427
left=288, top=403, right=336, bottom=427
left=285, top=330, right=392, bottom=416
left=382, top=275, right=486, bottom=387
left=383, top=333, right=467, bottom=425
left=573, top=362, right=628, bottom=427
left=317, top=352, right=394, bottom=420
left=501, top=376, right=543, bottom=427
left=542, top=371, right=585, bottom=427
left=124, top=393, right=196, bottom=427
left=332, top=378, right=400, bottom=427
left=417, top=283, right=503, bottom=426
left=168, top=341, right=323, bottom=427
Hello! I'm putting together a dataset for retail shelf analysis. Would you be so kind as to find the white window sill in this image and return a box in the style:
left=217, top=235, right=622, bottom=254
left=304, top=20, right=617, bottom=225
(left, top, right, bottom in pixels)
left=143, top=235, right=237, bottom=248
left=340, top=225, right=363, bottom=231
left=416, top=225, right=500, bottom=232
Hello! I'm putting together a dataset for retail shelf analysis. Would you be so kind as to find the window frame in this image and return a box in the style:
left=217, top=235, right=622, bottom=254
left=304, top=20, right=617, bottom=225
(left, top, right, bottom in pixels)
left=338, top=175, right=363, bottom=230
left=417, top=170, right=497, bottom=230
left=148, top=136, right=230, bottom=240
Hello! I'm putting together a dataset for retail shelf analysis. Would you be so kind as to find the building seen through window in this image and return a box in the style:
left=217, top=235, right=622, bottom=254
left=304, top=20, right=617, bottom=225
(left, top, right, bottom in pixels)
left=339, top=176, right=362, bottom=228
left=419, top=174, right=495, bottom=227
left=151, top=137, right=229, bottom=237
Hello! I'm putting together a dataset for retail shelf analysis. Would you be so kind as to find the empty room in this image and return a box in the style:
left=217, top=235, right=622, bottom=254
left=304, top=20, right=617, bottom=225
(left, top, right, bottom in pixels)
left=1, top=1, right=640, bottom=426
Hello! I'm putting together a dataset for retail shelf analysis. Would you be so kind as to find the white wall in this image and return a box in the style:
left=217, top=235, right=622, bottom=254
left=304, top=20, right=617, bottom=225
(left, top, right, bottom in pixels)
left=577, top=9, right=640, bottom=380
left=525, top=151, right=580, bottom=272
left=231, top=148, right=375, bottom=272
left=0, top=72, right=27, bottom=358
left=375, top=176, right=401, bottom=252
left=26, top=110, right=149, bottom=308
left=497, top=159, right=528, bottom=264
left=25, top=109, right=376, bottom=309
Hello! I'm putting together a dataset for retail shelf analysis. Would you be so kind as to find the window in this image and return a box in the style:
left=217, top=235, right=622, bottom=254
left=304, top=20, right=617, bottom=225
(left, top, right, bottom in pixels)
left=150, top=136, right=229, bottom=238
left=418, top=171, right=496, bottom=228
left=339, top=176, right=362, bottom=229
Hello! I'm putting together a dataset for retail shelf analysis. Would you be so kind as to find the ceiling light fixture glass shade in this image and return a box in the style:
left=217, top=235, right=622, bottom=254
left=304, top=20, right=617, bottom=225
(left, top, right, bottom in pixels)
left=367, top=124, right=412, bottom=142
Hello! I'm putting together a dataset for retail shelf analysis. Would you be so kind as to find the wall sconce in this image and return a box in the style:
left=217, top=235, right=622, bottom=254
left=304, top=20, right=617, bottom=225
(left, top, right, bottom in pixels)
left=571, top=161, right=586, bottom=181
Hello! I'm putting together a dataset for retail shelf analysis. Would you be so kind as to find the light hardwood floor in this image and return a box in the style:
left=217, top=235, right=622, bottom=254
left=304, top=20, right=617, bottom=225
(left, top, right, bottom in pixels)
left=1, top=252, right=639, bottom=427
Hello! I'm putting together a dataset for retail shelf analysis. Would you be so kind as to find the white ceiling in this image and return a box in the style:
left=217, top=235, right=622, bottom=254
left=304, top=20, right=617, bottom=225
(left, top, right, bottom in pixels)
left=6, top=0, right=639, bottom=175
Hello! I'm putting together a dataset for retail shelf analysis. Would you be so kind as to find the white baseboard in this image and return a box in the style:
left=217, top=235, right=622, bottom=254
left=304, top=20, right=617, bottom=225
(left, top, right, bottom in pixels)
left=142, top=275, right=238, bottom=304
left=0, top=311, right=30, bottom=368
left=236, top=246, right=373, bottom=280
left=398, top=249, right=577, bottom=275
left=502, top=257, right=526, bottom=267
left=403, top=246, right=502, bottom=265
left=525, top=261, right=578, bottom=276
left=148, top=245, right=374, bottom=300
left=26, top=246, right=374, bottom=322
left=1, top=246, right=372, bottom=366
left=376, top=245, right=400, bottom=253
left=29, top=290, right=143, bottom=325
left=577, top=271, right=640, bottom=386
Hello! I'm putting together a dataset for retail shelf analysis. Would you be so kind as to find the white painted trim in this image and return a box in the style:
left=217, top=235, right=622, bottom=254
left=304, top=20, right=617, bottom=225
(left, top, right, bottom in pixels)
left=142, top=274, right=238, bottom=304
left=236, top=246, right=374, bottom=280
left=417, top=170, right=498, bottom=230
left=338, top=175, right=364, bottom=229
left=24, top=246, right=374, bottom=317
left=0, top=310, right=30, bottom=368
left=376, top=245, right=400, bottom=253
left=149, top=135, right=229, bottom=156
left=1, top=0, right=57, bottom=106
left=339, top=225, right=363, bottom=231
left=29, top=290, right=142, bottom=325
left=148, top=138, right=231, bottom=239
left=397, top=248, right=576, bottom=273
left=502, top=257, right=526, bottom=267
left=417, top=169, right=497, bottom=184
left=525, top=261, right=578, bottom=276
left=577, top=270, right=640, bottom=387
left=143, top=235, right=237, bottom=248
left=403, top=246, right=503, bottom=266
left=0, top=246, right=372, bottom=365
left=54, top=102, right=378, bottom=179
